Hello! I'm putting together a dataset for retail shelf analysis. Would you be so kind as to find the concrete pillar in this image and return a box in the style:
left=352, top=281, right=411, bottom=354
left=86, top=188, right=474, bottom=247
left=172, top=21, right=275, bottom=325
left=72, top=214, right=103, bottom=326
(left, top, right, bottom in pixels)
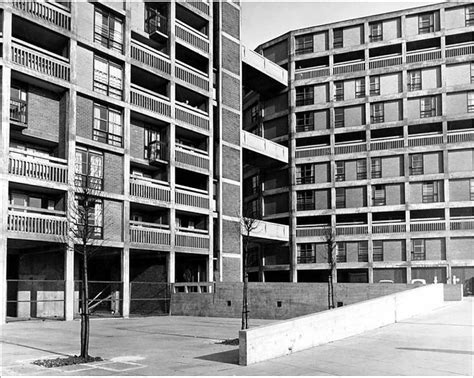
left=121, top=247, right=130, bottom=318
left=64, top=244, right=75, bottom=320
left=167, top=252, right=175, bottom=283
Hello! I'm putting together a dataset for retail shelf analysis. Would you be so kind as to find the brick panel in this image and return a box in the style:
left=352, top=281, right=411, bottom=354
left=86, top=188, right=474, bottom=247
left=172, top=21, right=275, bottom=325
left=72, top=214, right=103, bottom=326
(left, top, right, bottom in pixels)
left=222, top=182, right=240, bottom=216
left=222, top=36, right=240, bottom=75
left=130, top=121, right=145, bottom=159
left=76, top=95, right=93, bottom=139
left=222, top=145, right=240, bottom=182
left=104, top=152, right=124, bottom=194
left=104, top=199, right=123, bottom=242
left=222, top=108, right=240, bottom=145
left=222, top=257, right=241, bottom=282
left=222, top=73, right=240, bottom=110
left=222, top=219, right=241, bottom=255
left=222, top=2, right=240, bottom=39
left=76, top=46, right=94, bottom=92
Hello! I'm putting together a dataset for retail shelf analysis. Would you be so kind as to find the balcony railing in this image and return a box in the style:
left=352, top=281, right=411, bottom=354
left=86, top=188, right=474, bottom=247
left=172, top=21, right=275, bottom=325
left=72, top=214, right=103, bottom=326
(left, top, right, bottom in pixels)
left=410, top=220, right=446, bottom=232
left=447, top=131, right=474, bottom=144
left=175, top=229, right=210, bottom=249
left=372, top=223, right=406, bottom=234
left=131, top=40, right=171, bottom=75
left=370, top=138, right=404, bottom=151
left=130, top=221, right=170, bottom=245
left=450, top=219, right=474, bottom=231
left=446, top=43, right=474, bottom=58
left=334, top=142, right=366, bottom=155
left=175, top=20, right=209, bottom=54
left=130, top=85, right=171, bottom=118
left=175, top=145, right=210, bottom=171
left=336, top=224, right=369, bottom=235
left=148, top=140, right=168, bottom=164
left=11, top=39, right=70, bottom=81
left=12, top=0, right=71, bottom=30
left=333, top=61, right=365, bottom=75
left=129, top=176, right=171, bottom=203
left=296, top=226, right=328, bottom=237
left=369, top=55, right=403, bottom=70
left=176, top=61, right=209, bottom=91
left=406, top=49, right=442, bottom=64
left=145, top=12, right=167, bottom=36
left=295, top=146, right=331, bottom=159
left=9, top=149, right=68, bottom=184
left=175, top=186, right=209, bottom=209
left=178, top=0, right=210, bottom=15
left=408, top=134, right=443, bottom=147
left=175, top=103, right=209, bottom=131
left=8, top=210, right=67, bottom=236
left=295, top=67, right=330, bottom=81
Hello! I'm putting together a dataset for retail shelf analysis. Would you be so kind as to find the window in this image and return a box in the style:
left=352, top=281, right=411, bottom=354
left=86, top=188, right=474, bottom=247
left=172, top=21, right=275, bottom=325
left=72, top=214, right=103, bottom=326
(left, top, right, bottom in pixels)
left=336, top=242, right=346, bottom=263
left=250, top=104, right=260, bottom=123
left=296, top=164, right=314, bottom=185
left=144, top=127, right=165, bottom=161
left=335, top=161, right=345, bottom=181
left=355, top=78, right=365, bottom=98
left=410, top=154, right=424, bottom=175
left=422, top=181, right=439, bottom=203
left=468, top=92, right=474, bottom=113
left=333, top=29, right=343, bottom=48
left=297, top=191, right=314, bottom=211
left=372, top=185, right=386, bottom=206
left=297, top=244, right=315, bottom=264
left=358, top=242, right=368, bottom=262
left=93, top=56, right=123, bottom=99
left=420, top=96, right=438, bottom=118
left=9, top=192, right=57, bottom=213
left=75, top=148, right=103, bottom=190
left=334, top=82, right=344, bottom=101
left=466, top=5, right=474, bottom=27
left=93, top=104, right=122, bottom=147
left=334, top=108, right=344, bottom=128
left=296, top=112, right=314, bottom=132
left=75, top=196, right=103, bottom=239
left=408, top=70, right=422, bottom=91
left=418, top=13, right=434, bottom=34
left=373, top=241, right=383, bottom=262
left=244, top=175, right=260, bottom=196
left=412, top=239, right=425, bottom=260
left=371, top=103, right=384, bottom=123
left=369, top=22, right=383, bottom=42
left=335, top=188, right=345, bottom=208
left=247, top=199, right=261, bottom=219
left=94, top=7, right=123, bottom=52
left=296, top=86, right=314, bottom=106
left=356, top=159, right=367, bottom=180
left=370, top=76, right=380, bottom=96
left=145, top=5, right=167, bottom=35
left=10, top=86, right=27, bottom=125
left=295, top=34, right=313, bottom=55
left=371, top=157, right=382, bottom=178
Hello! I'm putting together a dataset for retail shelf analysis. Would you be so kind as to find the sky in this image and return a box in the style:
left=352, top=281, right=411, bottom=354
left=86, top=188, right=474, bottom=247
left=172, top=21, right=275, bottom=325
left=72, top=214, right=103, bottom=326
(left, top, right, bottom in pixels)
left=241, top=0, right=446, bottom=49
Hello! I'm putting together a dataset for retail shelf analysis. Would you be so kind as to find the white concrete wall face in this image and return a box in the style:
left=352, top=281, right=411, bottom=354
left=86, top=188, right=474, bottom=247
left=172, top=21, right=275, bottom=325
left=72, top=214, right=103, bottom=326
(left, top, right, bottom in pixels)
left=239, top=284, right=446, bottom=365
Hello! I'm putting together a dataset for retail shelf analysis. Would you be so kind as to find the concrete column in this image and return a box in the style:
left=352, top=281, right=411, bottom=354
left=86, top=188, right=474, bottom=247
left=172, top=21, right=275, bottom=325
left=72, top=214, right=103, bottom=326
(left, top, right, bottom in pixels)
left=64, top=244, right=75, bottom=320
left=121, top=247, right=130, bottom=318
left=167, top=252, right=175, bottom=283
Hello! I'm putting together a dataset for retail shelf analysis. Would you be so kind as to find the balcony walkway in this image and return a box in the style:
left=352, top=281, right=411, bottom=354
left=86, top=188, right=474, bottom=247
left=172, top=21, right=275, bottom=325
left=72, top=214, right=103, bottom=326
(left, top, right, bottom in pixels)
left=1, top=298, right=472, bottom=375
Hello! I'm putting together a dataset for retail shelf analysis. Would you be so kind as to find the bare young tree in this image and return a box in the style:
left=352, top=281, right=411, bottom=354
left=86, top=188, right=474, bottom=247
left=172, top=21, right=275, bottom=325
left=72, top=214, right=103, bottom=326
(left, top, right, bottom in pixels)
left=240, top=205, right=260, bottom=330
left=324, top=227, right=337, bottom=309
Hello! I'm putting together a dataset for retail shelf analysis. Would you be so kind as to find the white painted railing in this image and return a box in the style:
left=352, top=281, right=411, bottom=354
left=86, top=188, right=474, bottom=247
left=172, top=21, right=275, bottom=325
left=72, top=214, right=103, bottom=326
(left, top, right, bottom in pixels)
left=336, top=224, right=369, bottom=235
left=450, top=219, right=474, bottom=231
left=175, top=145, right=210, bottom=170
left=296, top=227, right=327, bottom=237
left=334, top=142, right=366, bottom=155
left=446, top=44, right=474, bottom=58
left=175, top=230, right=210, bottom=249
left=175, top=103, right=210, bottom=131
left=295, top=146, right=331, bottom=159
left=407, top=49, right=441, bottom=63
left=129, top=176, right=171, bottom=203
left=410, top=220, right=446, bottom=232
left=369, top=56, right=403, bottom=70
left=8, top=210, right=67, bottom=236
left=130, top=221, right=171, bottom=245
left=370, top=138, right=404, bottom=151
left=9, top=149, right=67, bottom=184
left=175, top=20, right=209, bottom=54
left=295, top=67, right=330, bottom=81
left=333, top=61, right=365, bottom=75
left=175, top=186, right=209, bottom=209
left=178, top=0, right=210, bottom=15
left=130, top=84, right=171, bottom=118
left=11, top=39, right=70, bottom=81
left=12, top=0, right=71, bottom=30
left=372, top=223, right=406, bottom=234
left=131, top=40, right=171, bottom=75
left=447, top=131, right=474, bottom=144
left=176, top=61, right=209, bottom=91
left=408, top=134, right=443, bottom=147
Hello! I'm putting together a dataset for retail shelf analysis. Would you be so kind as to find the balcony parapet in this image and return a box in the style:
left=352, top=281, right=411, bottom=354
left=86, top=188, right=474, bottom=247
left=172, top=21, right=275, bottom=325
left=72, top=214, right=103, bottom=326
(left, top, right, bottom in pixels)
left=334, top=142, right=366, bottom=155
left=131, top=40, right=171, bottom=76
left=406, top=49, right=442, bottom=64
left=410, top=220, right=446, bottom=232
left=129, top=176, right=171, bottom=203
left=175, top=185, right=209, bottom=210
left=11, top=39, right=70, bottom=81
left=369, top=55, right=403, bottom=70
left=130, top=84, right=171, bottom=119
left=241, top=130, right=288, bottom=164
left=175, top=20, right=209, bottom=55
left=447, top=130, right=474, bottom=144
left=130, top=221, right=170, bottom=245
left=178, top=0, right=210, bottom=16
left=333, top=61, right=365, bottom=75
left=241, top=45, right=288, bottom=86
left=336, top=224, right=369, bottom=236
left=175, top=103, right=210, bottom=132
left=8, top=209, right=67, bottom=237
left=175, top=60, right=209, bottom=92
left=450, top=219, right=474, bottom=231
left=295, top=145, right=331, bottom=159
left=408, top=134, right=443, bottom=147
left=12, top=0, right=71, bottom=31
left=371, top=138, right=404, bottom=151
left=248, top=220, right=289, bottom=242
left=175, top=144, right=210, bottom=171
left=175, top=229, right=210, bottom=250
left=296, top=226, right=327, bottom=238
left=446, top=43, right=474, bottom=59
left=9, top=149, right=68, bottom=184
left=372, top=223, right=406, bottom=234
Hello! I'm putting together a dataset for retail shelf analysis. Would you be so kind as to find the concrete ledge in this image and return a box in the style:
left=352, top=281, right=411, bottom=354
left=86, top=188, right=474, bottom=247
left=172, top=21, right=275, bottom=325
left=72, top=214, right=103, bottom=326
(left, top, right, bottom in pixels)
left=239, top=284, right=446, bottom=366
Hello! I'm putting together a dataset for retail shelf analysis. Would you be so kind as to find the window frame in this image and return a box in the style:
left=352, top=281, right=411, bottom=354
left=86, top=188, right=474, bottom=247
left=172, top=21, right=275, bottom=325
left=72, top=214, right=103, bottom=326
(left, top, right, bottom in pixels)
left=372, top=184, right=386, bottom=206
left=334, top=81, right=344, bottom=101
left=297, top=243, right=316, bottom=264
left=371, top=157, right=382, bottom=179
left=355, top=78, right=365, bottom=98
left=75, top=147, right=104, bottom=190
left=410, top=154, right=424, bottom=175
left=373, top=241, right=384, bottom=262
left=296, top=164, right=314, bottom=185
left=334, top=107, right=345, bottom=128
left=420, top=96, right=438, bottom=118
left=335, top=161, right=345, bottom=181
left=418, top=12, right=435, bottom=34
left=295, top=34, right=314, bottom=55
left=296, top=112, right=314, bottom=132
left=358, top=242, right=369, bottom=262
left=466, top=5, right=474, bottom=27
left=468, top=92, right=474, bottom=113
left=422, top=181, right=439, bottom=203
left=356, top=159, right=367, bottom=180
left=412, top=239, right=426, bottom=260
left=94, top=7, right=124, bottom=53
left=408, top=70, right=422, bottom=91
left=336, top=242, right=347, bottom=263
left=370, top=103, right=384, bottom=123
left=369, top=22, right=383, bottom=42
left=296, top=86, right=314, bottom=107
left=93, top=55, right=123, bottom=99
left=93, top=103, right=123, bottom=147
left=10, top=85, right=28, bottom=125
left=297, top=190, right=315, bottom=211
left=75, top=195, right=104, bottom=239
left=370, top=76, right=380, bottom=96
left=333, top=28, right=343, bottom=48
left=335, top=187, right=345, bottom=208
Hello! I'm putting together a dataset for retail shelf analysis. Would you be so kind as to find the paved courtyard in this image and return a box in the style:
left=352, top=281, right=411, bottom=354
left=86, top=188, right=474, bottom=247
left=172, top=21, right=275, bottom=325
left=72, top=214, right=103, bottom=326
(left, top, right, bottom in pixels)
left=1, top=298, right=473, bottom=376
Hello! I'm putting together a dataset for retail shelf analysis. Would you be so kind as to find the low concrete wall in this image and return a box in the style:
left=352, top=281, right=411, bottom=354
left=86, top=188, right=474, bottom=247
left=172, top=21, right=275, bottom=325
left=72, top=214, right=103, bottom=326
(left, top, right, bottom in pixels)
left=443, top=284, right=463, bottom=301
left=170, top=282, right=418, bottom=319
left=239, top=284, right=446, bottom=366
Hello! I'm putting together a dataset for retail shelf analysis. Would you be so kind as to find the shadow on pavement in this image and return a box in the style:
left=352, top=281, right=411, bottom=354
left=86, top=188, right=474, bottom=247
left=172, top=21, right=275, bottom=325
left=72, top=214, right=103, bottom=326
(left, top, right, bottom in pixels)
left=397, top=347, right=474, bottom=355
left=0, top=340, right=70, bottom=357
left=196, top=349, right=239, bottom=365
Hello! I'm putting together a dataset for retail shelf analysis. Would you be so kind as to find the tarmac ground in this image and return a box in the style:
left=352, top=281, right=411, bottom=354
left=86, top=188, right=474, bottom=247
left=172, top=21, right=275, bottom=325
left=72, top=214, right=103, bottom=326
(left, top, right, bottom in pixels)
left=1, top=298, right=473, bottom=376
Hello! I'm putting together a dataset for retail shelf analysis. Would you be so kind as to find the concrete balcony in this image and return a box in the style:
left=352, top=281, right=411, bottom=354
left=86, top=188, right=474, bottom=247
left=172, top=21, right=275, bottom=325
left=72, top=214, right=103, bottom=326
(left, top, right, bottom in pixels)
left=370, top=138, right=404, bottom=151
left=175, top=144, right=210, bottom=172
left=241, top=130, right=288, bottom=165
left=175, top=228, right=210, bottom=251
left=175, top=20, right=209, bottom=55
left=407, top=49, right=442, bottom=64
left=12, top=0, right=71, bottom=31
left=408, top=134, right=443, bottom=148
left=129, top=176, right=171, bottom=204
left=9, top=149, right=68, bottom=185
left=178, top=0, right=210, bottom=16
left=369, top=55, right=403, bottom=70
left=130, top=221, right=171, bottom=246
left=334, top=142, right=366, bottom=155
left=446, top=43, right=474, bottom=59
left=410, top=220, right=446, bottom=232
left=130, top=84, right=171, bottom=119
left=295, top=145, right=331, bottom=159
left=175, top=103, right=210, bottom=132
left=372, top=223, right=406, bottom=234
left=447, top=130, right=474, bottom=144
left=295, top=67, right=330, bottom=81
left=131, top=40, right=171, bottom=76
left=336, top=224, right=369, bottom=236
left=8, top=209, right=67, bottom=238
left=175, top=185, right=209, bottom=211
left=248, top=220, right=289, bottom=242
left=175, top=61, right=210, bottom=92
left=333, top=61, right=365, bottom=75
left=296, top=226, right=327, bottom=238
left=450, top=218, right=474, bottom=231
left=11, top=39, right=70, bottom=82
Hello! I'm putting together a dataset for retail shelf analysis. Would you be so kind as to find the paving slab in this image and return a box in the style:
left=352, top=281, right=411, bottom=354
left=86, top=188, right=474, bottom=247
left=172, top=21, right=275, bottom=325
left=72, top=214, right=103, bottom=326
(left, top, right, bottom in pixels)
left=1, top=298, right=472, bottom=376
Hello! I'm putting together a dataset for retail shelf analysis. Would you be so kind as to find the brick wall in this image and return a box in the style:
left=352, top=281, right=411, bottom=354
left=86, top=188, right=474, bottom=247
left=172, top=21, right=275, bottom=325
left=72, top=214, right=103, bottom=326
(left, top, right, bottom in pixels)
left=222, top=36, right=240, bottom=75
left=76, top=95, right=93, bottom=139
left=222, top=182, right=240, bottom=216
left=221, top=2, right=240, bottom=39
left=104, top=152, right=124, bottom=194
left=104, top=199, right=122, bottom=242
left=76, top=46, right=94, bottom=92
left=222, top=108, right=240, bottom=145
left=170, top=282, right=418, bottom=319
left=222, top=73, right=240, bottom=110
left=222, top=145, right=240, bottom=181
left=130, top=121, right=145, bottom=159
left=222, top=257, right=241, bottom=282
left=222, top=219, right=240, bottom=255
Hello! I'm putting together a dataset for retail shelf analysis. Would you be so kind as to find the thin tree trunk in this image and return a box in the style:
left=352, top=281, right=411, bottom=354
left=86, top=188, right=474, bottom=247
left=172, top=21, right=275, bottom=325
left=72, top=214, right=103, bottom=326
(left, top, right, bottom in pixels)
left=242, top=233, right=249, bottom=330
left=80, top=246, right=90, bottom=359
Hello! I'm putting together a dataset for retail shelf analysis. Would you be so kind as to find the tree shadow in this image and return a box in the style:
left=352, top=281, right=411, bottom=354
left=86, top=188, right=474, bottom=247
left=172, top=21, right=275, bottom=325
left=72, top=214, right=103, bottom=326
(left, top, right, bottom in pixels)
left=196, top=348, right=239, bottom=365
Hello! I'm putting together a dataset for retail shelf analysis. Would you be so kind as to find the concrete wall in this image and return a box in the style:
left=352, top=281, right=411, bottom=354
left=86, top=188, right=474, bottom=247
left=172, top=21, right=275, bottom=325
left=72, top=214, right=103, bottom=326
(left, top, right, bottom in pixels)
left=448, top=149, right=474, bottom=172
left=385, top=184, right=404, bottom=205
left=446, top=63, right=471, bottom=87
left=421, top=67, right=440, bottom=90
left=314, top=163, right=329, bottom=183
left=381, top=18, right=401, bottom=41
left=345, top=187, right=366, bottom=208
left=314, top=84, right=328, bottom=104
left=449, top=179, right=471, bottom=202
left=381, top=240, right=406, bottom=262
left=424, top=152, right=443, bottom=174
left=344, top=105, right=364, bottom=127
left=449, top=237, right=474, bottom=260
left=381, top=156, right=403, bottom=178
left=380, top=73, right=401, bottom=95
left=239, top=284, right=449, bottom=365
left=446, top=92, right=468, bottom=117
left=313, top=31, right=328, bottom=52
left=314, top=110, right=328, bottom=130
left=315, top=189, right=330, bottom=209
left=384, top=100, right=401, bottom=122
left=262, top=40, right=288, bottom=63
left=445, top=6, right=466, bottom=30
left=342, top=25, right=363, bottom=47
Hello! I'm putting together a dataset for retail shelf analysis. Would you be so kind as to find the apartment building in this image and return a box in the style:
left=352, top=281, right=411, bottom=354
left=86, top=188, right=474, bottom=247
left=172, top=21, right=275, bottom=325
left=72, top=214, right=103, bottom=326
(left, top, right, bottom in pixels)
left=246, top=2, right=474, bottom=285
left=0, top=0, right=290, bottom=323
